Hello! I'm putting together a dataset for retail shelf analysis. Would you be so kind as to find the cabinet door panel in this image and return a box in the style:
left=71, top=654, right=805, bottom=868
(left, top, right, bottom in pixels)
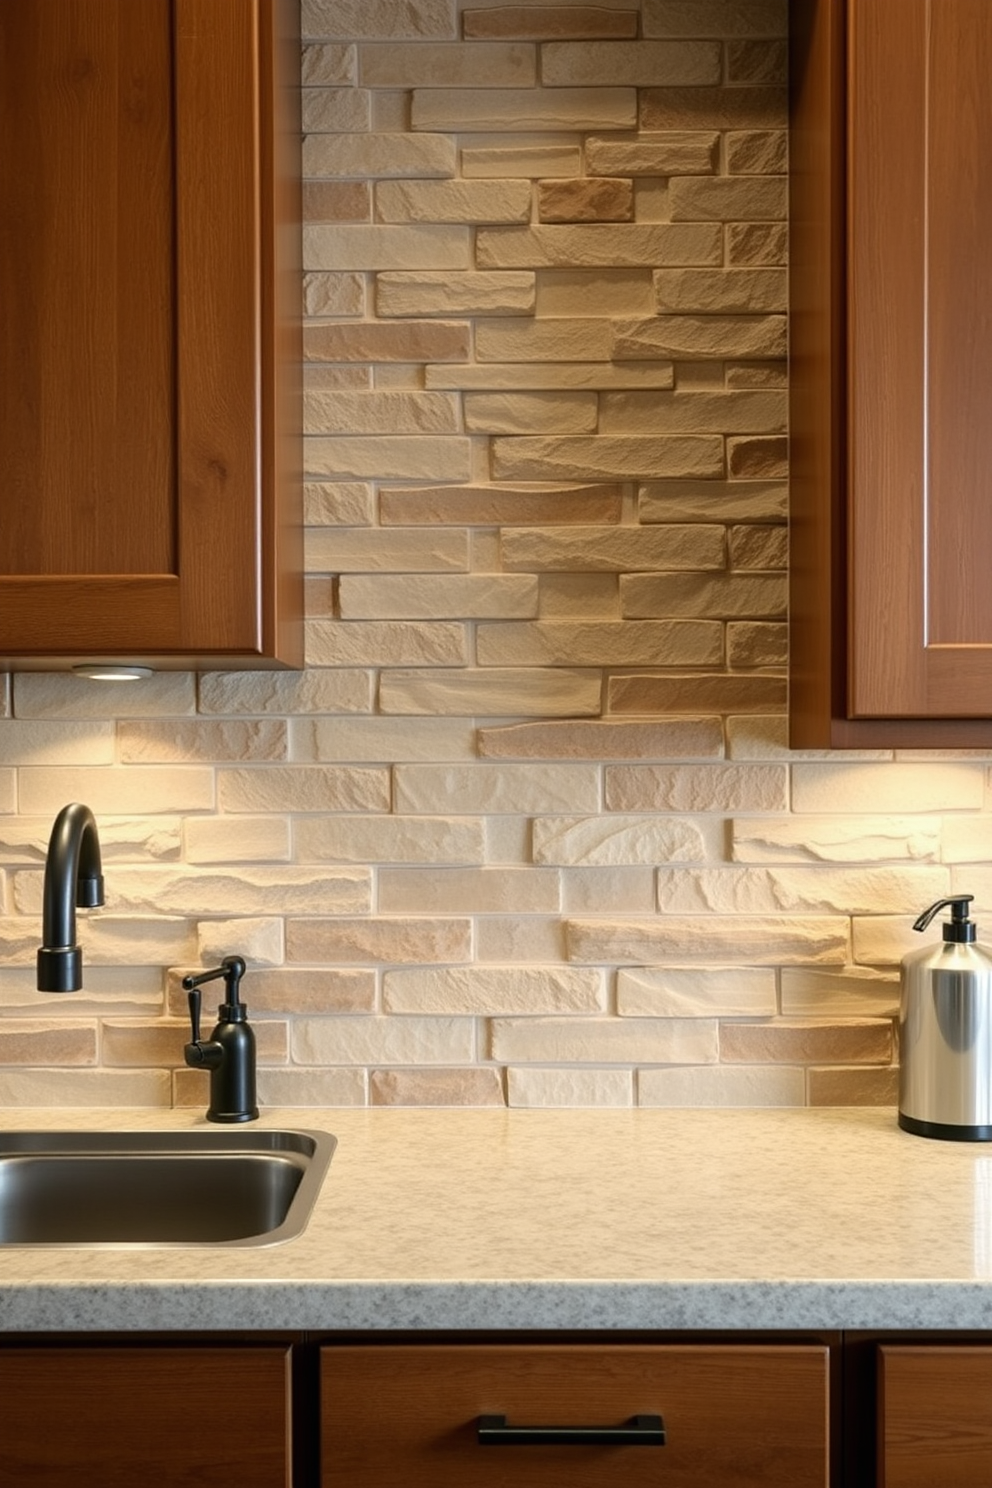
left=320, top=1343, right=830, bottom=1487
left=0, top=1345, right=292, bottom=1487
left=878, top=1345, right=992, bottom=1487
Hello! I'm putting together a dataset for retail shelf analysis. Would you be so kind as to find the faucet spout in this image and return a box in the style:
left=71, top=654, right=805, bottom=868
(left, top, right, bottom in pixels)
left=37, top=803, right=105, bottom=993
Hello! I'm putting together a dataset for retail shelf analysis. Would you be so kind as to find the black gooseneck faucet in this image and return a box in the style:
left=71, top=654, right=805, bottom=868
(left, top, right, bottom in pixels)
left=37, top=803, right=105, bottom=993
left=183, top=956, right=259, bottom=1123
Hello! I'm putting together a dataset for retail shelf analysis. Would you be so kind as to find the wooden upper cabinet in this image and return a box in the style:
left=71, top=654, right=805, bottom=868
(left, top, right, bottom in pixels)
left=0, top=0, right=302, bottom=671
left=790, top=0, right=992, bottom=745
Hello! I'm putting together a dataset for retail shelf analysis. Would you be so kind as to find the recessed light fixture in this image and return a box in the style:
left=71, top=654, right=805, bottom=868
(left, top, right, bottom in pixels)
left=71, top=665, right=155, bottom=682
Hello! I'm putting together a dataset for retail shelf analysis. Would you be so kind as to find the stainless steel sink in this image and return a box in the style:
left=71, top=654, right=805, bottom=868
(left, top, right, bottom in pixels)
left=0, top=1128, right=335, bottom=1247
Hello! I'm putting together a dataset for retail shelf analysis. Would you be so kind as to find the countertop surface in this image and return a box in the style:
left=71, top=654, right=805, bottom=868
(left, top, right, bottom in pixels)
left=1, top=1104, right=991, bottom=1333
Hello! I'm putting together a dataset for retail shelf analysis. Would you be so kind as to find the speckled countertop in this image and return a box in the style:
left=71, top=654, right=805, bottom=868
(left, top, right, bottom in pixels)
left=1, top=1105, right=991, bottom=1333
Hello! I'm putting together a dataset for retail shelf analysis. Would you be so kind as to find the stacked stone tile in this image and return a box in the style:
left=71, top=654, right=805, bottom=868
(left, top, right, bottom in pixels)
left=0, top=0, right=981, bottom=1113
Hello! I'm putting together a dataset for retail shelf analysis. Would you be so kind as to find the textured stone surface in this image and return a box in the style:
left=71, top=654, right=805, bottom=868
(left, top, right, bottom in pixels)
left=478, top=717, right=723, bottom=760
left=492, top=1015, right=719, bottom=1064
left=618, top=966, right=776, bottom=1018
left=493, top=435, right=724, bottom=480
left=613, top=314, right=786, bottom=359
left=377, top=178, right=532, bottom=224
left=566, top=916, right=850, bottom=965
left=642, top=1, right=787, bottom=37
left=732, top=816, right=942, bottom=864
left=653, top=268, right=786, bottom=312
left=507, top=1066, right=634, bottom=1106
left=537, top=178, right=634, bottom=223
left=465, top=391, right=598, bottom=434
left=303, top=0, right=457, bottom=39
left=293, top=717, right=476, bottom=764
left=532, top=815, right=706, bottom=866
left=586, top=131, right=717, bottom=175
left=359, top=42, right=535, bottom=87
left=370, top=1068, right=506, bottom=1106
left=384, top=966, right=602, bottom=1014
left=501, top=524, right=724, bottom=571
left=607, top=763, right=788, bottom=812
left=477, top=222, right=721, bottom=268
left=608, top=671, right=787, bottom=714
left=287, top=918, right=473, bottom=967
left=464, top=8, right=638, bottom=40
left=380, top=668, right=601, bottom=716
left=412, top=87, right=637, bottom=132
left=640, top=86, right=786, bottom=130
left=375, top=270, right=535, bottom=316
left=542, top=40, right=720, bottom=86
left=654, top=865, right=948, bottom=916
left=639, top=479, right=787, bottom=522
left=395, top=763, right=600, bottom=815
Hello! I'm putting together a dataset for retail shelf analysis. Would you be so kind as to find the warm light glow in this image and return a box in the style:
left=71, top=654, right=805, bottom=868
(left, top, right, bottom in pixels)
left=71, top=665, right=154, bottom=682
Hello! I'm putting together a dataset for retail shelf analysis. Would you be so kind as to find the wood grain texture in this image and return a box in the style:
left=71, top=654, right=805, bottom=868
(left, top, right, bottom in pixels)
left=320, top=1342, right=830, bottom=1487
left=0, top=1345, right=292, bottom=1486
left=878, top=1345, right=992, bottom=1487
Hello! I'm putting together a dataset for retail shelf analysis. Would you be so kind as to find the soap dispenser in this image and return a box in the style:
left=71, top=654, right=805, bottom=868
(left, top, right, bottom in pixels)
left=899, top=895, right=992, bottom=1140
left=183, top=956, right=259, bottom=1123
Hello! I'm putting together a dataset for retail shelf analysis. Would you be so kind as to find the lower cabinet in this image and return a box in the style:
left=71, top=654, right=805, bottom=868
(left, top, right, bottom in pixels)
left=877, top=1345, right=992, bottom=1488
left=0, top=1345, right=292, bottom=1488
left=319, top=1342, right=832, bottom=1487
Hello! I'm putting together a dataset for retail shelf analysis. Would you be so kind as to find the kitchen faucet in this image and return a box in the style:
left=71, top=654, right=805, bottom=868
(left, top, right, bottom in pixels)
left=36, top=802, right=105, bottom=993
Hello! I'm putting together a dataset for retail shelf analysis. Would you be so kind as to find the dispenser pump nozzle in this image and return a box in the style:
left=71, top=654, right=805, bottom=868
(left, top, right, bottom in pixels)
left=913, top=895, right=977, bottom=944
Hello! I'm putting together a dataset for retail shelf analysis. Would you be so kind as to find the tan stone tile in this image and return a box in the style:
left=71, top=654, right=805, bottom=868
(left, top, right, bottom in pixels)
left=303, top=133, right=456, bottom=179
left=655, top=865, right=949, bottom=916
left=535, top=268, right=654, bottom=316
left=427, top=361, right=676, bottom=391
left=566, top=915, right=850, bottom=965
left=501, top=524, right=725, bottom=573
left=305, top=390, right=460, bottom=436
left=731, top=815, right=941, bottom=865
left=0, top=967, right=164, bottom=1018
left=305, top=436, right=473, bottom=483
left=0, top=721, right=114, bottom=766
left=301, top=42, right=356, bottom=85
left=217, top=765, right=390, bottom=814
left=287, top=918, right=472, bottom=966
left=412, top=87, right=637, bottom=132
left=726, top=130, right=787, bottom=175
left=303, top=0, right=457, bottom=40
left=638, top=479, right=787, bottom=523
left=303, top=270, right=366, bottom=317
left=101, top=1019, right=287, bottom=1067
left=638, top=1064, right=803, bottom=1107
left=464, top=9, right=638, bottom=41
left=85, top=866, right=370, bottom=918
left=293, top=1014, right=475, bottom=1064
left=492, top=1015, right=718, bottom=1064
left=295, top=812, right=484, bottom=865
left=808, top=1065, right=900, bottom=1107
left=727, top=620, right=787, bottom=668
left=196, top=919, right=284, bottom=968
left=609, top=671, right=787, bottom=714
left=359, top=41, right=535, bottom=86
left=306, top=527, right=467, bottom=572
left=720, top=1019, right=893, bottom=1066
left=117, top=721, right=287, bottom=765
left=182, top=817, right=293, bottom=866
left=622, top=572, right=786, bottom=620
left=12, top=671, right=195, bottom=719
left=18, top=767, right=213, bottom=816
left=254, top=1067, right=368, bottom=1106
left=606, top=761, right=787, bottom=812
left=538, top=573, right=621, bottom=617
left=303, top=365, right=370, bottom=390
left=379, top=667, right=601, bottom=716
left=614, top=314, right=786, bottom=360
left=640, top=86, right=786, bottom=130
left=292, top=717, right=476, bottom=765
left=538, top=178, right=634, bottom=223
left=728, top=437, right=789, bottom=478
left=601, top=388, right=786, bottom=434
left=478, top=717, right=722, bottom=760
left=305, top=320, right=469, bottom=363
left=376, top=270, right=535, bottom=316
left=305, top=619, right=467, bottom=667
left=395, top=762, right=600, bottom=814
left=339, top=574, right=537, bottom=620
left=780, top=968, right=899, bottom=1020
left=726, top=360, right=788, bottom=389
left=0, top=1069, right=170, bottom=1106
left=304, top=182, right=371, bottom=227
left=477, top=618, right=722, bottom=667
left=379, top=862, right=559, bottom=914
left=477, top=222, right=721, bottom=268
left=197, top=670, right=374, bottom=716
left=586, top=131, right=718, bottom=175
left=383, top=965, right=601, bottom=1015
left=304, top=482, right=375, bottom=526
left=302, top=86, right=370, bottom=133
left=791, top=763, right=985, bottom=815
left=166, top=967, right=376, bottom=1018
left=562, top=866, right=657, bottom=913
left=461, top=144, right=582, bottom=177
left=378, top=482, right=622, bottom=525
left=533, top=815, right=706, bottom=866
left=465, top=391, right=598, bottom=435
left=653, top=268, right=786, bottom=313
left=0, top=1021, right=96, bottom=1066
left=508, top=1066, right=634, bottom=1106
left=619, top=966, right=776, bottom=1018
left=377, top=178, right=531, bottom=224
left=727, top=222, right=788, bottom=265
left=371, top=1067, right=506, bottom=1106
left=305, top=222, right=471, bottom=273
left=642, top=1, right=786, bottom=37
left=728, top=38, right=788, bottom=84
left=544, top=39, right=719, bottom=86
left=729, top=524, right=788, bottom=568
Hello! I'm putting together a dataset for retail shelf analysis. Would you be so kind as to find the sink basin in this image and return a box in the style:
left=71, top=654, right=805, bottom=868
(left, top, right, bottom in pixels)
left=0, top=1128, right=335, bottom=1247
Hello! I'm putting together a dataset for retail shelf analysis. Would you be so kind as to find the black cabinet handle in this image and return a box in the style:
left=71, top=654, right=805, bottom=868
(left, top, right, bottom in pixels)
left=477, top=1413, right=665, bottom=1446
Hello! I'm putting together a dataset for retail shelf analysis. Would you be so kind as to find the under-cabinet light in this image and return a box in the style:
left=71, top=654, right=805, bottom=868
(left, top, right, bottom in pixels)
left=71, top=665, right=155, bottom=682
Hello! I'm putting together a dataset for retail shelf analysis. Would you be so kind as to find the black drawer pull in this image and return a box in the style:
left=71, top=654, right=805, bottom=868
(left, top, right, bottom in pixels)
left=477, top=1413, right=665, bottom=1447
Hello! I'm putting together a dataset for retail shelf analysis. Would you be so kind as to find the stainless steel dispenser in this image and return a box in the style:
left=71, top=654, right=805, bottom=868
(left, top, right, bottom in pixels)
left=899, top=895, right=992, bottom=1140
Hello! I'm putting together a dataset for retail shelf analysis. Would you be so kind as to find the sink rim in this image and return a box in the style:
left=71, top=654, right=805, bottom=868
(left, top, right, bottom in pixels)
left=0, top=1127, right=336, bottom=1249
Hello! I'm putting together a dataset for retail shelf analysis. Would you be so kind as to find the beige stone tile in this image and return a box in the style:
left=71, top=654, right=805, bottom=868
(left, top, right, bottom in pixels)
left=501, top=524, right=724, bottom=571
left=638, top=1064, right=803, bottom=1107
left=477, top=916, right=568, bottom=962
left=585, top=131, right=718, bottom=175
left=379, top=482, right=622, bottom=525
left=545, top=39, right=719, bottom=86
left=196, top=918, right=284, bottom=967
left=622, top=572, right=786, bottom=620
left=477, top=222, right=722, bottom=268
left=305, top=436, right=473, bottom=483
left=538, top=178, right=633, bottom=223
left=379, top=667, right=601, bottom=717
left=808, top=1065, right=900, bottom=1107
left=294, top=1014, right=475, bottom=1065
left=465, top=8, right=637, bottom=41
left=305, top=389, right=460, bottom=436
left=606, top=762, right=787, bottom=812
left=395, top=762, right=600, bottom=815
left=370, top=1067, right=505, bottom=1105
left=655, top=865, right=949, bottom=916
left=305, top=619, right=467, bottom=668
left=619, top=966, right=776, bottom=1018
left=0, top=1020, right=96, bottom=1066
left=292, top=717, right=476, bottom=765
left=12, top=671, right=196, bottom=719
left=197, top=670, right=374, bottom=716
left=295, top=813, right=484, bottom=867
left=730, top=525, right=788, bottom=571
left=721, top=1019, right=893, bottom=1066
left=537, top=573, right=621, bottom=617
left=0, top=1068, right=171, bottom=1107
left=609, top=672, right=787, bottom=715
left=304, top=482, right=375, bottom=526
left=18, top=767, right=214, bottom=817
left=306, top=527, right=467, bottom=572
left=0, top=721, right=114, bottom=766
left=217, top=765, right=390, bottom=815
left=639, top=478, right=786, bottom=523
left=566, top=915, right=850, bottom=965
left=461, top=144, right=582, bottom=177
left=305, top=223, right=471, bottom=275
left=507, top=1066, right=634, bottom=1106
left=729, top=38, right=788, bottom=84
left=492, top=1015, right=718, bottom=1064
left=181, top=817, right=293, bottom=867
left=117, top=720, right=287, bottom=765
left=301, top=42, right=356, bottom=85
left=793, top=763, right=985, bottom=816
left=602, top=388, right=786, bottom=434
left=305, top=320, right=469, bottom=363
left=940, top=816, right=992, bottom=863
left=477, top=618, right=722, bottom=667
left=100, top=1019, right=287, bottom=1067
left=534, top=268, right=653, bottom=316
left=562, top=866, right=657, bottom=913
left=303, top=133, right=456, bottom=179
left=0, top=816, right=182, bottom=866
left=640, top=86, right=786, bottom=130
left=427, top=361, right=677, bottom=391
left=670, top=177, right=786, bottom=222
left=166, top=966, right=376, bottom=1018
left=287, top=917, right=472, bottom=966
left=726, top=360, right=788, bottom=389
left=727, top=129, right=788, bottom=175
left=0, top=771, right=16, bottom=814
left=302, top=86, right=370, bottom=133
left=653, top=267, right=786, bottom=313
left=614, top=314, right=786, bottom=360
left=465, top=392, right=598, bottom=435
left=727, top=435, right=788, bottom=478
left=478, top=717, right=723, bottom=760
left=780, top=968, right=899, bottom=1020
left=303, top=0, right=457, bottom=40
left=0, top=966, right=164, bottom=1018
left=476, top=317, right=611, bottom=362
left=340, top=573, right=540, bottom=620
left=303, top=184, right=371, bottom=227
left=254, top=1067, right=368, bottom=1106
left=359, top=41, right=535, bottom=86
left=61, top=866, right=369, bottom=919
left=643, top=1, right=786, bottom=37
left=727, top=620, right=787, bottom=669
left=727, top=222, right=788, bottom=266
left=732, top=815, right=941, bottom=864
left=379, top=866, right=560, bottom=915
left=383, top=965, right=602, bottom=1015
left=533, top=815, right=706, bottom=866
left=377, top=178, right=532, bottom=224
left=376, top=270, right=535, bottom=316
left=412, top=87, right=637, bottom=132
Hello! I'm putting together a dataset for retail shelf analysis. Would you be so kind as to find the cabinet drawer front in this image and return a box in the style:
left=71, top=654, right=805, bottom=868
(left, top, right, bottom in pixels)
left=879, top=1345, right=992, bottom=1487
left=321, top=1343, right=829, bottom=1488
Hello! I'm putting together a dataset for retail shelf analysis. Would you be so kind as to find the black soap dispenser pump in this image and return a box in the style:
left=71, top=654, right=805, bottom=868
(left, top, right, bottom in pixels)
left=183, top=956, right=259, bottom=1123
left=899, top=895, right=992, bottom=1140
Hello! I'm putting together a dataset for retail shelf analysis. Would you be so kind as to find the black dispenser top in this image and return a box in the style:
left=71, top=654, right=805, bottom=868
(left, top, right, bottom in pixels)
left=913, top=895, right=977, bottom=944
